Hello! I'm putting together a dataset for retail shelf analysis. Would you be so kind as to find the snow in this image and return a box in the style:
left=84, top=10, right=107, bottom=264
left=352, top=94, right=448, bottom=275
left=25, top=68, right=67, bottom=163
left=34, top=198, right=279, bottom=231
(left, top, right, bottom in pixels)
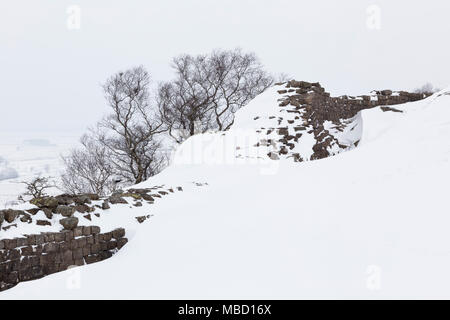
left=2, top=87, right=450, bottom=299
left=0, top=167, right=19, bottom=181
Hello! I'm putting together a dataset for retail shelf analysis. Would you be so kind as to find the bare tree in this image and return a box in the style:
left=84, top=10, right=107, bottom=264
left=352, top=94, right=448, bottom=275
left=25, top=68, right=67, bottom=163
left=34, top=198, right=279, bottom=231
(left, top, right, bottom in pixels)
left=61, top=135, right=115, bottom=195
left=209, top=49, right=273, bottom=130
left=158, top=55, right=219, bottom=143
left=414, top=82, right=440, bottom=94
left=97, top=66, right=166, bottom=184
left=21, top=176, right=55, bottom=199
left=275, top=72, right=292, bottom=84
left=158, top=49, right=273, bottom=143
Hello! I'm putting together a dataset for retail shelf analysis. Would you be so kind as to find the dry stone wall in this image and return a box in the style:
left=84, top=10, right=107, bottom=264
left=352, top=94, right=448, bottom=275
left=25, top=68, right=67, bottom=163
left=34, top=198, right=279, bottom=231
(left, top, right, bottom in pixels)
left=0, top=226, right=127, bottom=292
left=272, top=80, right=432, bottom=160
left=278, top=80, right=431, bottom=123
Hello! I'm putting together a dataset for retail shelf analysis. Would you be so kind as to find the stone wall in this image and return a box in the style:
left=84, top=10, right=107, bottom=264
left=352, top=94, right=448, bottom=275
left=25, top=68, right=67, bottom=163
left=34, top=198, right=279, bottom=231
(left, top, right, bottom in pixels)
left=275, top=80, right=432, bottom=160
left=0, top=226, right=127, bottom=292
left=278, top=80, right=431, bottom=123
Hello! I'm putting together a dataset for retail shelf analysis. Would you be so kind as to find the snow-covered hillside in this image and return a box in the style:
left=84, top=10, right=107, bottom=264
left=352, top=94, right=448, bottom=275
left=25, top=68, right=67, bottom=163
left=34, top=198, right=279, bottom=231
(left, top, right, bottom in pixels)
left=2, top=86, right=450, bottom=299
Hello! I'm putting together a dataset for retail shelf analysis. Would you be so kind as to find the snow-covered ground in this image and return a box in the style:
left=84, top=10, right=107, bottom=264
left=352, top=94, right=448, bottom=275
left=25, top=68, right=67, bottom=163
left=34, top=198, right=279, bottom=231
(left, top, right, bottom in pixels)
left=0, top=133, right=78, bottom=208
left=2, top=87, right=450, bottom=299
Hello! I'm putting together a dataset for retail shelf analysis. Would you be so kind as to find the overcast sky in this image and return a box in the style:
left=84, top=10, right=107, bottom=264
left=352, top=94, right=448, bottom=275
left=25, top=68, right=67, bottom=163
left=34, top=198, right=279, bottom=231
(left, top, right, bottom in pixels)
left=1, top=0, right=449, bottom=135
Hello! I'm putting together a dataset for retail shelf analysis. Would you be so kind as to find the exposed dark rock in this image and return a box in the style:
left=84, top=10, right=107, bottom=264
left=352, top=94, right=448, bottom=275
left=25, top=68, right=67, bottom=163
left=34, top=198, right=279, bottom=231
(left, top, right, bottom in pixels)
left=112, top=228, right=125, bottom=239
left=0, top=226, right=127, bottom=292
left=141, top=194, right=154, bottom=201
left=74, top=195, right=92, bottom=205
left=56, top=205, right=75, bottom=217
left=135, top=216, right=148, bottom=223
left=102, top=201, right=110, bottom=210
left=117, top=238, right=128, bottom=249
left=55, top=194, right=75, bottom=206
left=381, top=106, right=403, bottom=113
left=43, top=208, right=53, bottom=219
left=2, top=224, right=17, bottom=231
left=36, top=220, right=51, bottom=226
left=20, top=213, right=32, bottom=223
left=30, top=197, right=58, bottom=209
left=0, top=209, right=24, bottom=223
left=59, top=217, right=78, bottom=230
left=109, top=196, right=128, bottom=204
left=74, top=204, right=94, bottom=214
left=26, top=208, right=40, bottom=215
left=121, top=193, right=142, bottom=200
left=83, top=193, right=100, bottom=201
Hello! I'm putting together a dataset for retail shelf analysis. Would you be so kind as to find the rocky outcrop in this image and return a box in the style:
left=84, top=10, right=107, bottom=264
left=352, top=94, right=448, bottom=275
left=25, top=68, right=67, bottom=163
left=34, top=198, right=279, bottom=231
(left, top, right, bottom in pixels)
left=0, top=226, right=128, bottom=292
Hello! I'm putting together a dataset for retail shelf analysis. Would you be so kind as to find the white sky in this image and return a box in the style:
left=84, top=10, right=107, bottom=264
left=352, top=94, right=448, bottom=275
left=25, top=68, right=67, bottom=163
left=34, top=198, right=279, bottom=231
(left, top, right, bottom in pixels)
left=1, top=0, right=449, bottom=135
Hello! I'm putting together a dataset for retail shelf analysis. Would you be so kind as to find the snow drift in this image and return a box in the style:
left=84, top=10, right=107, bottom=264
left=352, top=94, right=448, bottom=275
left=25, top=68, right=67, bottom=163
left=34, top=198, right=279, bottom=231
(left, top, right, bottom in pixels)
left=2, top=86, right=450, bottom=299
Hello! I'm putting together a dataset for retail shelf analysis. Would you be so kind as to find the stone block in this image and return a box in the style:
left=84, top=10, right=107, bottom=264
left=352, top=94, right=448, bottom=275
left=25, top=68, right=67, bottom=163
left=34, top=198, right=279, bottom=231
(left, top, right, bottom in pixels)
left=91, top=226, right=101, bottom=234
left=107, top=240, right=117, bottom=250
left=112, top=228, right=125, bottom=239
left=21, top=246, right=34, bottom=256
left=62, top=250, right=73, bottom=263
left=43, top=242, right=59, bottom=254
left=7, top=249, right=21, bottom=261
left=9, top=260, right=20, bottom=272
left=7, top=271, right=19, bottom=284
left=54, top=253, right=63, bottom=264
left=82, top=246, right=91, bottom=257
left=90, top=243, right=100, bottom=254
left=35, top=234, right=45, bottom=245
left=30, top=256, right=40, bottom=267
left=54, top=232, right=65, bottom=242
left=33, top=245, right=43, bottom=255
left=82, top=226, right=92, bottom=236
left=4, top=239, right=17, bottom=250
left=84, top=255, right=100, bottom=264
left=69, top=240, right=78, bottom=250
left=59, top=241, right=70, bottom=252
left=73, top=226, right=83, bottom=237
left=43, top=233, right=55, bottom=242
left=74, top=259, right=84, bottom=266
left=16, top=238, right=27, bottom=247
left=85, top=235, right=94, bottom=245
left=117, top=238, right=128, bottom=250
left=99, top=251, right=112, bottom=260
left=43, top=264, right=58, bottom=275
left=72, top=248, right=83, bottom=260
left=76, top=237, right=87, bottom=248
left=63, top=230, right=74, bottom=241
left=103, top=232, right=112, bottom=241
left=31, top=265, right=44, bottom=279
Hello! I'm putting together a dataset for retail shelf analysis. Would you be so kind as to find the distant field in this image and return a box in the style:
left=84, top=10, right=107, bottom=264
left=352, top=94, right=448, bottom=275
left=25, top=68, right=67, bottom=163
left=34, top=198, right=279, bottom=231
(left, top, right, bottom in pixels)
left=0, top=132, right=79, bottom=208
